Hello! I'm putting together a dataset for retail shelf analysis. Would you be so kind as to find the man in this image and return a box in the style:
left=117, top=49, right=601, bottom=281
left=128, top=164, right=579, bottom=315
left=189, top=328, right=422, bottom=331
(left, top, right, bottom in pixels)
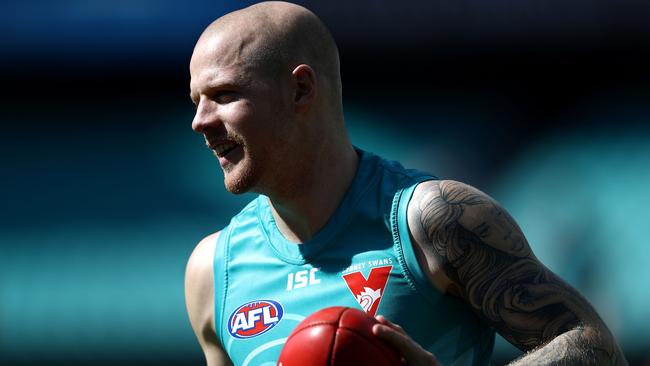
left=185, top=2, right=627, bottom=365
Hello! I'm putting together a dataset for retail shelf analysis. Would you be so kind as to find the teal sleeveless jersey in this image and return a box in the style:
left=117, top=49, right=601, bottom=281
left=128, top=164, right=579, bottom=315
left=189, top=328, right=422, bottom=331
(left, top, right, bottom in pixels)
left=213, top=149, right=494, bottom=366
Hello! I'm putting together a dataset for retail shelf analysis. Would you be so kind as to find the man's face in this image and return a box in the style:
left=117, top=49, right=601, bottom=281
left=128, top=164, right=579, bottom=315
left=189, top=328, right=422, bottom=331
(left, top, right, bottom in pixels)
left=189, top=32, right=293, bottom=194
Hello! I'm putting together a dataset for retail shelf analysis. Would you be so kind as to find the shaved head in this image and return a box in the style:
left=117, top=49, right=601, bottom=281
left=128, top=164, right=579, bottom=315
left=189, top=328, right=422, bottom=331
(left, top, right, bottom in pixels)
left=196, top=1, right=342, bottom=106
left=190, top=2, right=351, bottom=197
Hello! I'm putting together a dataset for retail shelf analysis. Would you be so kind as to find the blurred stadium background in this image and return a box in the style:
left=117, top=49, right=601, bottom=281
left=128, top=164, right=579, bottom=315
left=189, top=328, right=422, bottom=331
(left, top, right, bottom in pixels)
left=1, top=0, right=649, bottom=365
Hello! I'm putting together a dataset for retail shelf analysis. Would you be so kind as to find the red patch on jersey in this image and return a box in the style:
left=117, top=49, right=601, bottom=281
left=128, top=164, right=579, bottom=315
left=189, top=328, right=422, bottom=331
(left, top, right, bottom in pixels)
left=342, top=265, right=392, bottom=317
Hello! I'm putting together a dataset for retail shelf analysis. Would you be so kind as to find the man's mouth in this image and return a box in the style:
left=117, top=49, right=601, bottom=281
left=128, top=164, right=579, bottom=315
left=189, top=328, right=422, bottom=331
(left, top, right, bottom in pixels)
left=208, top=140, right=239, bottom=158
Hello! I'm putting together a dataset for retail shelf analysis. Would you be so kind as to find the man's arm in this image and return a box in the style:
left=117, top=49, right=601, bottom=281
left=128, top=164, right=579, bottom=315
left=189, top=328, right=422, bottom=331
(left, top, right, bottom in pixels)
left=185, top=232, right=233, bottom=366
left=406, top=180, right=626, bottom=365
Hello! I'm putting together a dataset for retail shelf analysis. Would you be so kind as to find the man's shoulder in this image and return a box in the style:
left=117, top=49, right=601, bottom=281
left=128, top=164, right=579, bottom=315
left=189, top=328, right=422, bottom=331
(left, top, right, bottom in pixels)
left=404, top=178, right=533, bottom=294
left=196, top=232, right=220, bottom=256
left=185, top=231, right=234, bottom=365
left=408, top=179, right=532, bottom=261
left=184, top=232, right=219, bottom=334
left=410, top=179, right=498, bottom=225
left=186, top=231, right=220, bottom=282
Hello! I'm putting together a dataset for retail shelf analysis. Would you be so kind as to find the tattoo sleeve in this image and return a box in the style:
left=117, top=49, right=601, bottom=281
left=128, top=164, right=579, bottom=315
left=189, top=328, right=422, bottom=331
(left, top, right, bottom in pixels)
left=412, top=180, right=626, bottom=365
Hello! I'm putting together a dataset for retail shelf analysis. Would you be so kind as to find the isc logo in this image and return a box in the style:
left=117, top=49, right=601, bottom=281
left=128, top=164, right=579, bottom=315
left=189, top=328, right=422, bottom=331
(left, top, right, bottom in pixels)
left=286, top=268, right=320, bottom=291
left=228, top=299, right=284, bottom=339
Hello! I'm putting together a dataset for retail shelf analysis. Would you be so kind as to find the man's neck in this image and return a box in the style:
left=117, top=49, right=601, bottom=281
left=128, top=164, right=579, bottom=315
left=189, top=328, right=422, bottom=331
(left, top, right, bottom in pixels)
left=267, top=142, right=359, bottom=243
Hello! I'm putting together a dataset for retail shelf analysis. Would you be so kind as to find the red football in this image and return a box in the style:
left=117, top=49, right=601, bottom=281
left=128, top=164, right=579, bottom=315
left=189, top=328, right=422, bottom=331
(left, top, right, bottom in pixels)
left=278, top=306, right=403, bottom=366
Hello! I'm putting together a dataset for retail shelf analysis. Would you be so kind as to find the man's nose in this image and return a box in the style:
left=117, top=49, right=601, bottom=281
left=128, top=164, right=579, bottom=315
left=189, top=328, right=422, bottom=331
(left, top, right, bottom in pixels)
left=191, top=99, right=220, bottom=133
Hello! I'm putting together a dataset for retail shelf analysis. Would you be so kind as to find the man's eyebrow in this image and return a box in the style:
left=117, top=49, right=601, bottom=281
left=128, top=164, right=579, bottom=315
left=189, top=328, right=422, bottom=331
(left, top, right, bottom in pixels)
left=207, top=79, right=241, bottom=90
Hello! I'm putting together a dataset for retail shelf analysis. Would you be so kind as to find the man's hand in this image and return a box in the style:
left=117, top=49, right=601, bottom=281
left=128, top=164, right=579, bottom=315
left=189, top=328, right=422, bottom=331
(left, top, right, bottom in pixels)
left=373, top=315, right=442, bottom=366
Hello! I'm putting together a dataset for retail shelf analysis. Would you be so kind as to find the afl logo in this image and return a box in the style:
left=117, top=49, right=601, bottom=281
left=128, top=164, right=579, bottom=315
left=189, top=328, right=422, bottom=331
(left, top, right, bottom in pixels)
left=227, top=299, right=284, bottom=339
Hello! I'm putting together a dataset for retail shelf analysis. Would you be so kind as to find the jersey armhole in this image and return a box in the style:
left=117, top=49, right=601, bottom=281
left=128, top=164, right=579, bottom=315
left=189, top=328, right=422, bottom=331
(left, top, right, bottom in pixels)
left=391, top=178, right=442, bottom=305
left=213, top=224, right=232, bottom=349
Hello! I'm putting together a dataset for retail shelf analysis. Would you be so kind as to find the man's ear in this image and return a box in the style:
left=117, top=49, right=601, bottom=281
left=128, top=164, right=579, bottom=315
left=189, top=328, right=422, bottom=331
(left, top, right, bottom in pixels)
left=291, top=64, right=317, bottom=112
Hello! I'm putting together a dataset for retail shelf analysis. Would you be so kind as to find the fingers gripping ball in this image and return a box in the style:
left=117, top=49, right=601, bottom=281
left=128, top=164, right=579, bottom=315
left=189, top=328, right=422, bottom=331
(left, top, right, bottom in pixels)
left=278, top=306, right=402, bottom=366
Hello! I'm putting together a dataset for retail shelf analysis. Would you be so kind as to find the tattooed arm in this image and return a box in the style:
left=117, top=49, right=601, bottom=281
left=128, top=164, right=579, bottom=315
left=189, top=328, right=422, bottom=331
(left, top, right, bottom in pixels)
left=402, top=180, right=626, bottom=365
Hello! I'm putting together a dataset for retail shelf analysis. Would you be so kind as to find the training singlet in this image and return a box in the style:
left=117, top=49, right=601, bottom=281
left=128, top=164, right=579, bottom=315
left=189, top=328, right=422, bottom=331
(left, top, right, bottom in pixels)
left=213, top=149, right=495, bottom=366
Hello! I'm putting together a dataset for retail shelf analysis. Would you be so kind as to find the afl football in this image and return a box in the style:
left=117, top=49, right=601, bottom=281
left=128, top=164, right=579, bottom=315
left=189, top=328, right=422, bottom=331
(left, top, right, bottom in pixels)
left=278, top=306, right=402, bottom=366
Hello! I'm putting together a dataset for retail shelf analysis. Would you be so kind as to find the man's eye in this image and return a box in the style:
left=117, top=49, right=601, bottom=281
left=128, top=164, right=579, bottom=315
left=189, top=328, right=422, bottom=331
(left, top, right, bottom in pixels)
left=214, top=91, right=238, bottom=104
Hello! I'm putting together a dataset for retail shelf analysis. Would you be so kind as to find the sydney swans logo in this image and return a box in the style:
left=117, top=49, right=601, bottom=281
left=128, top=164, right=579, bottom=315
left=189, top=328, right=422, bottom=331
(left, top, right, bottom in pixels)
left=342, top=265, right=392, bottom=316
